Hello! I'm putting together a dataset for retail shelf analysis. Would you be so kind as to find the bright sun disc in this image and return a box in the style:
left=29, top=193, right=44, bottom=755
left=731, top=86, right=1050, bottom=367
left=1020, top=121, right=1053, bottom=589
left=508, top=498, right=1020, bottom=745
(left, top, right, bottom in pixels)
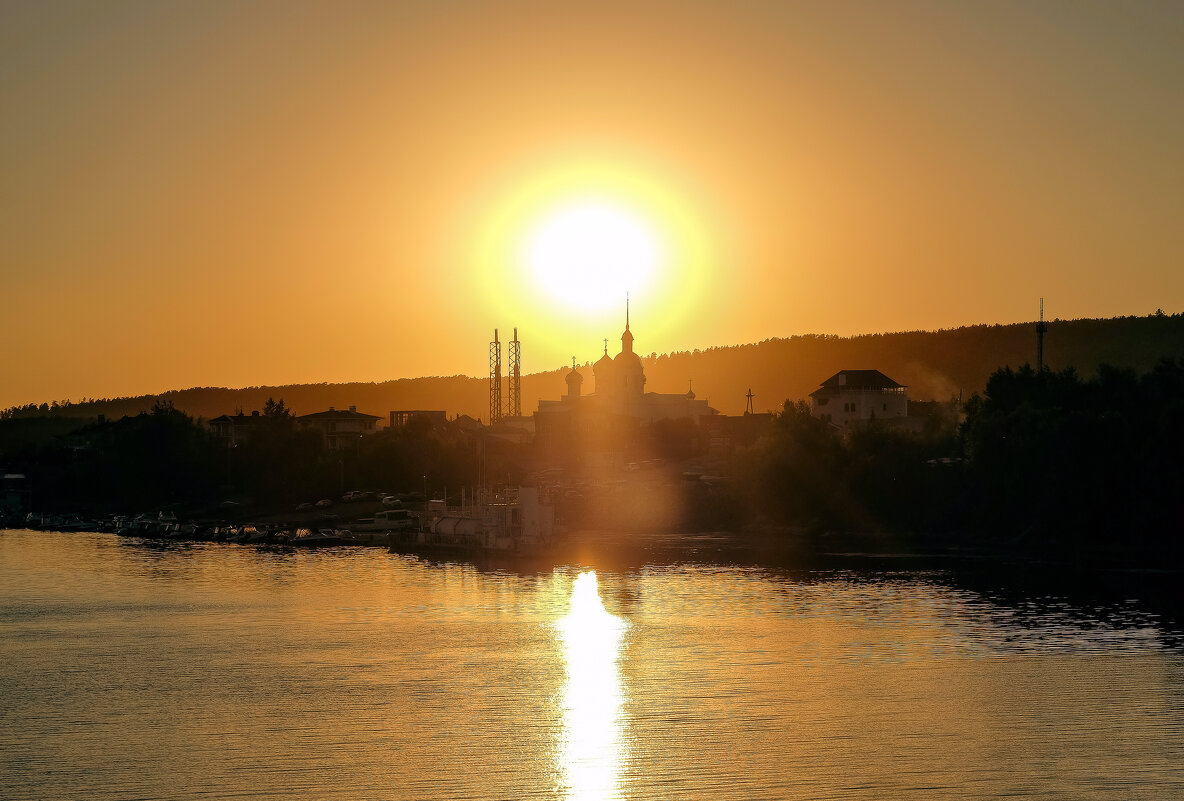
left=523, top=200, right=663, bottom=311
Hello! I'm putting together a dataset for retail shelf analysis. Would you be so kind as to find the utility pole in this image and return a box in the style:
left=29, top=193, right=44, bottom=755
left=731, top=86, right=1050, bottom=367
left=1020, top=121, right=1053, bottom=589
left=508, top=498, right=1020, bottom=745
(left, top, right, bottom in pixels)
left=489, top=329, right=502, bottom=423
left=507, top=328, right=521, bottom=417
left=1037, top=298, right=1048, bottom=372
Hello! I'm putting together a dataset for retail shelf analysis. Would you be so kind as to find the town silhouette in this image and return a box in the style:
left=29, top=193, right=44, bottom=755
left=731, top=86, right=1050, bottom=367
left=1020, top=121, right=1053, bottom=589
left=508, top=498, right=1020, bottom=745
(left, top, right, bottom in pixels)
left=3, top=308, right=1182, bottom=567
left=4, top=3, right=1184, bottom=799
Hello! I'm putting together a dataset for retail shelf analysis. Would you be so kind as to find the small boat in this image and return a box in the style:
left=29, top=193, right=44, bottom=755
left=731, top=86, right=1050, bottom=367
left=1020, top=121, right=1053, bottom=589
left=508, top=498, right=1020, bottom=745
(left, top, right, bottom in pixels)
left=244, top=526, right=272, bottom=545
left=289, top=528, right=354, bottom=547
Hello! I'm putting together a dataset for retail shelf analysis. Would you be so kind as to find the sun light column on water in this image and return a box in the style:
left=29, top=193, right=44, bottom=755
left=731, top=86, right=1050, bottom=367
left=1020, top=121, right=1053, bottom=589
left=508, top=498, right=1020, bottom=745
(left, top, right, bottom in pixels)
left=556, top=571, right=628, bottom=801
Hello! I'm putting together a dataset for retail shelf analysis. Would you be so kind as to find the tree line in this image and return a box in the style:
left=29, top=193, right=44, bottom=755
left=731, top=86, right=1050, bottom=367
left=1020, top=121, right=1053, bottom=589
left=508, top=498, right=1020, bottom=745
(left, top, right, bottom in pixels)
left=4, top=311, right=1181, bottom=422
left=2, top=399, right=527, bottom=515
left=732, top=358, right=1184, bottom=561
left=4, top=359, right=1182, bottom=566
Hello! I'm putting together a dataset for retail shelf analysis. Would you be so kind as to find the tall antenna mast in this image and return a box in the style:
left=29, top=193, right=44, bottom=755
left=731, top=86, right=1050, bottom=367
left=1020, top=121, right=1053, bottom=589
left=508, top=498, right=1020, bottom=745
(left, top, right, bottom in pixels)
left=1036, top=298, right=1047, bottom=372
left=745, top=388, right=755, bottom=415
left=489, top=329, right=503, bottom=424
left=507, top=327, right=522, bottom=417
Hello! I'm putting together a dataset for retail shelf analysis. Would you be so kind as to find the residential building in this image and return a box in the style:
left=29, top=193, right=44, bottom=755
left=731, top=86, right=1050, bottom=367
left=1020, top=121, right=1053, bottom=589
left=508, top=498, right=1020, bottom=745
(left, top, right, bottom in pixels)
left=208, top=411, right=267, bottom=445
left=389, top=410, right=447, bottom=428
left=297, top=405, right=381, bottom=450
left=810, top=369, right=908, bottom=427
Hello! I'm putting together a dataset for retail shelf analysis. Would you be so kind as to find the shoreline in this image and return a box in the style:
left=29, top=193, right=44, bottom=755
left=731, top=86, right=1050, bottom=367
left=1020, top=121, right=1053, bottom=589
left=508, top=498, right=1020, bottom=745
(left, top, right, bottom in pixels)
left=6, top=515, right=1182, bottom=576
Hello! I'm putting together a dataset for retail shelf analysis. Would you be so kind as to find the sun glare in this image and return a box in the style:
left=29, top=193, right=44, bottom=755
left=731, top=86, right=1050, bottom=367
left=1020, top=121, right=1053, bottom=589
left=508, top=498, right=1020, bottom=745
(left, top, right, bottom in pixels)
left=523, top=200, right=664, bottom=312
left=469, top=157, right=714, bottom=362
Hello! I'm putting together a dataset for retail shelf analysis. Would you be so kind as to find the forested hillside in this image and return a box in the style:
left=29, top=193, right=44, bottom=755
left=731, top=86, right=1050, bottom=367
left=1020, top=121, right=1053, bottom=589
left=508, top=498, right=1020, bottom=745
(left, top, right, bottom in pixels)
left=647, top=312, right=1184, bottom=414
left=4, top=313, right=1181, bottom=422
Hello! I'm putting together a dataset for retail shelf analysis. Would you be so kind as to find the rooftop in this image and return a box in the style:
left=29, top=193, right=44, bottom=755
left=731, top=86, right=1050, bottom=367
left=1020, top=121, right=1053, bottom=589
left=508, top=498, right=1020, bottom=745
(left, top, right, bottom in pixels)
left=297, top=407, right=381, bottom=422
left=812, top=370, right=906, bottom=394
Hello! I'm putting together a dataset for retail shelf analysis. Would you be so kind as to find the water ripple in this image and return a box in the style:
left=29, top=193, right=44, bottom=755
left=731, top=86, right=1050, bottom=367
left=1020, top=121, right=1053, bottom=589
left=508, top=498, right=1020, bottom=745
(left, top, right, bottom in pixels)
left=2, top=530, right=1182, bottom=800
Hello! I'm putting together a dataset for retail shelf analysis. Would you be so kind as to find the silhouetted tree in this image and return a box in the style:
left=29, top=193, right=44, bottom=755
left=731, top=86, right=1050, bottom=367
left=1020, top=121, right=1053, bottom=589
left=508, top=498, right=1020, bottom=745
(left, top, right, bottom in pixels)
left=960, top=360, right=1184, bottom=555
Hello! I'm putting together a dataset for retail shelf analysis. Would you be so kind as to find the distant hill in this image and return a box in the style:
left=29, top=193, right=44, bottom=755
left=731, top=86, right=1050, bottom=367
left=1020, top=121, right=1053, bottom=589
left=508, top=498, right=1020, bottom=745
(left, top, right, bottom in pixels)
left=5, top=313, right=1182, bottom=421
left=647, top=312, right=1184, bottom=415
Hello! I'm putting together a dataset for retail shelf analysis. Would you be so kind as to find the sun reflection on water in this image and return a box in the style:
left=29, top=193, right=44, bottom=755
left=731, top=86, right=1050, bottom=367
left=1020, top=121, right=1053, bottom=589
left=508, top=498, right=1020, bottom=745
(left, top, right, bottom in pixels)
left=556, top=571, right=628, bottom=801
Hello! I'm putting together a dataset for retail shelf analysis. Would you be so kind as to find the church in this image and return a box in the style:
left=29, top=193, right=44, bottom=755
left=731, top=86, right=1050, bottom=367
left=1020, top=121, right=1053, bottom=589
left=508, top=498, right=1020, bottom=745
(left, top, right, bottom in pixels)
left=533, top=304, right=716, bottom=464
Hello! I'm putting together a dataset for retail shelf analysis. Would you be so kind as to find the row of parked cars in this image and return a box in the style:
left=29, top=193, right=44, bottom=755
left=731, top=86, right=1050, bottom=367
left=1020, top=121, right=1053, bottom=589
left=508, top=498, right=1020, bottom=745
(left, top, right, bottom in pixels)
left=295, top=491, right=422, bottom=512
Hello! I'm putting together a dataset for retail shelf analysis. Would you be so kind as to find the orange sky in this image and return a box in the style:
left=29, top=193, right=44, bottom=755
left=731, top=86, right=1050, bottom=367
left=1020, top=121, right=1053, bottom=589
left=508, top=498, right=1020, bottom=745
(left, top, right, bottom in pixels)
left=2, top=1, right=1181, bottom=410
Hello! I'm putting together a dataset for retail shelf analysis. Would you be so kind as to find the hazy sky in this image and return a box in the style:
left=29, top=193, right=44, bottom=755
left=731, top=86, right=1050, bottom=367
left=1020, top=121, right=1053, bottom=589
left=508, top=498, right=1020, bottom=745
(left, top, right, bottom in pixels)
left=2, top=0, right=1181, bottom=408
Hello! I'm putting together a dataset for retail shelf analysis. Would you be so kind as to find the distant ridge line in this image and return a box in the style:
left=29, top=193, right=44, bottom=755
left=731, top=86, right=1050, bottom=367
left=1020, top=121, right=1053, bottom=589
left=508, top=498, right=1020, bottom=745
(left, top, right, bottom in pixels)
left=4, top=313, right=1181, bottom=420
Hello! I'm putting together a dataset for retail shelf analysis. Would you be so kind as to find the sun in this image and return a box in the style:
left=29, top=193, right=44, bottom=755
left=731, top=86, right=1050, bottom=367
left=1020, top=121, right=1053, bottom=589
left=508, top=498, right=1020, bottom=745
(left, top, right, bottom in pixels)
left=468, top=157, right=715, bottom=353
left=521, top=199, right=665, bottom=312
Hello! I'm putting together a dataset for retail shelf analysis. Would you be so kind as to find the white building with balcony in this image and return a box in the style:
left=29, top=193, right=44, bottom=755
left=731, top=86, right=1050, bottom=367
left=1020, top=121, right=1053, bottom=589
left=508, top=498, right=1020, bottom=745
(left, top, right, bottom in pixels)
left=810, top=370, right=908, bottom=427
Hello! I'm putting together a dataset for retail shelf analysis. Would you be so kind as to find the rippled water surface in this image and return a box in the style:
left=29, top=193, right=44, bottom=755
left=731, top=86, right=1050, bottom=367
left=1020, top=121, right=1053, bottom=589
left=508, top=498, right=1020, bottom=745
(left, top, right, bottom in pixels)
left=2, top=529, right=1183, bottom=800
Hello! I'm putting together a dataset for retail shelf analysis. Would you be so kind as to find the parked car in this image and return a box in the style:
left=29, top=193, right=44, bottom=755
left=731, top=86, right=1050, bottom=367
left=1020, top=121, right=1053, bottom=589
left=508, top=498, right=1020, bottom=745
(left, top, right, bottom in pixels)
left=315, top=499, right=334, bottom=508
left=296, top=502, right=313, bottom=511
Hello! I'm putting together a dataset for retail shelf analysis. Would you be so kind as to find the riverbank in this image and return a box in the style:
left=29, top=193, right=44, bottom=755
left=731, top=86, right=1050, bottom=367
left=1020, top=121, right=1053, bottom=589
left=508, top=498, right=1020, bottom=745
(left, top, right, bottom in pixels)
left=8, top=506, right=1181, bottom=578
left=7, top=518, right=1184, bottom=636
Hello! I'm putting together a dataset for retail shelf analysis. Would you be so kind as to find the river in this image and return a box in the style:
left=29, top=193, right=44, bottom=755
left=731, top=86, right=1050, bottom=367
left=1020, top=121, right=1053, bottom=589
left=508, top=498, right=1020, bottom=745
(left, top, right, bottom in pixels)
left=2, top=529, right=1182, bottom=800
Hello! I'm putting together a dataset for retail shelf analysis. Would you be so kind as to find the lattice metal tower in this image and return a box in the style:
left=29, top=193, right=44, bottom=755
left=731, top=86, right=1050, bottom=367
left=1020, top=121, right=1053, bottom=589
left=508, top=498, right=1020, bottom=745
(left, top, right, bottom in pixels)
left=489, top=329, right=503, bottom=424
left=507, top=328, right=522, bottom=417
left=745, top=388, right=755, bottom=415
left=1036, top=298, right=1048, bottom=372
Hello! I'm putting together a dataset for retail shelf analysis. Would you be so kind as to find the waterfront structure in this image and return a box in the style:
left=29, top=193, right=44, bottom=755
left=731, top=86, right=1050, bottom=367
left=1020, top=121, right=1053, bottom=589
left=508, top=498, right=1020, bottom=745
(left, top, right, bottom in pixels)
left=406, top=486, right=555, bottom=552
left=297, top=405, right=381, bottom=450
left=810, top=370, right=908, bottom=427
left=1, top=471, right=28, bottom=513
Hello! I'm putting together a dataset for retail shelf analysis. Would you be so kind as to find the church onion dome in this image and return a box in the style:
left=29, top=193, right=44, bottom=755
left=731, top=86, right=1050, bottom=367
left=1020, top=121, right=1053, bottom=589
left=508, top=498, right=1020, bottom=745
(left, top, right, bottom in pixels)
left=565, top=360, right=584, bottom=386
left=686, top=383, right=696, bottom=400
left=594, top=346, right=613, bottom=372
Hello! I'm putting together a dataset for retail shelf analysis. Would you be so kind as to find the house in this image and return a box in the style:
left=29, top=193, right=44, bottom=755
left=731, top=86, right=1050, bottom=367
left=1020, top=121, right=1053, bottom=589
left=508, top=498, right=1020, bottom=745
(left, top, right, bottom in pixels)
left=389, top=410, right=447, bottom=428
left=453, top=414, right=483, bottom=432
left=297, top=405, right=381, bottom=450
left=699, top=410, right=775, bottom=454
left=488, top=415, right=535, bottom=445
left=810, top=370, right=908, bottom=427
left=208, top=411, right=267, bottom=445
